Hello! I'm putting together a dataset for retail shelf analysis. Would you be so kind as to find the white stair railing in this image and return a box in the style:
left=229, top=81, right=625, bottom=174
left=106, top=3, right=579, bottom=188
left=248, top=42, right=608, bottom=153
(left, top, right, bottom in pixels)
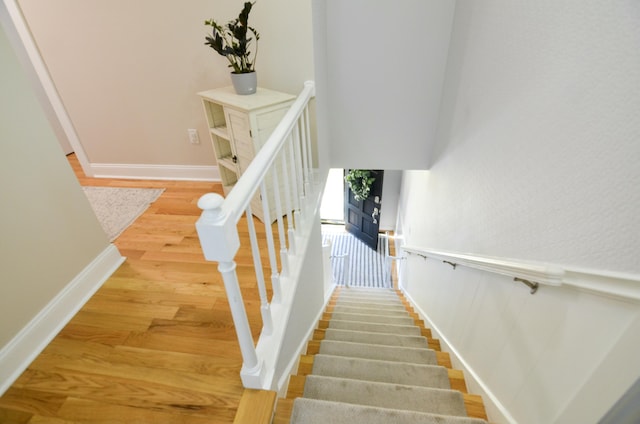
left=196, top=81, right=318, bottom=389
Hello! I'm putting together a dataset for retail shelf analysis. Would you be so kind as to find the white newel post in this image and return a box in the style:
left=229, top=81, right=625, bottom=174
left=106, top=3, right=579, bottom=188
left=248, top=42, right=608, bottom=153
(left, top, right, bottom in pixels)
left=196, top=193, right=266, bottom=388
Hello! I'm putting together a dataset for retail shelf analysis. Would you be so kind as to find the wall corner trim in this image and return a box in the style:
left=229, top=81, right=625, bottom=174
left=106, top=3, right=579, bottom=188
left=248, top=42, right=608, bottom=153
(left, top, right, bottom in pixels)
left=0, top=244, right=125, bottom=396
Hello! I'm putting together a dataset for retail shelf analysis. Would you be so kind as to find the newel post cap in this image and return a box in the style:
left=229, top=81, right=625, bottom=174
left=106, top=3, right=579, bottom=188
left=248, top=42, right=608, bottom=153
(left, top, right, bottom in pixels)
left=198, top=193, right=225, bottom=220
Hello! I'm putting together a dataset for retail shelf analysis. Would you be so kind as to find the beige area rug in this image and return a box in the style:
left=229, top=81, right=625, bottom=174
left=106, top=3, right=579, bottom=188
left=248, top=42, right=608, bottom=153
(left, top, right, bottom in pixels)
left=82, top=186, right=164, bottom=241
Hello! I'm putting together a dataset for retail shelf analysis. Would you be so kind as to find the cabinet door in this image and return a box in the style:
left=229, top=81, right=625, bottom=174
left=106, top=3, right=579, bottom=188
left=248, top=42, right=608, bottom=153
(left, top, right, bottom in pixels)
left=253, top=107, right=289, bottom=148
left=226, top=109, right=255, bottom=174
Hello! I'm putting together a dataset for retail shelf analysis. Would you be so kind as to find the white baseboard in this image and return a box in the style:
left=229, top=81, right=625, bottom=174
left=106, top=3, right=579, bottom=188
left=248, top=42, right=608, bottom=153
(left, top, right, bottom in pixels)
left=89, top=162, right=221, bottom=181
left=402, top=289, right=517, bottom=424
left=0, top=244, right=125, bottom=395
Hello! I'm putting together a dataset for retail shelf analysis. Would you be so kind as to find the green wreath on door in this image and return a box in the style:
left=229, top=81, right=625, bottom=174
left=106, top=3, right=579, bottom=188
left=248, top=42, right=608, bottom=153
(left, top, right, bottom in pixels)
left=345, top=170, right=376, bottom=202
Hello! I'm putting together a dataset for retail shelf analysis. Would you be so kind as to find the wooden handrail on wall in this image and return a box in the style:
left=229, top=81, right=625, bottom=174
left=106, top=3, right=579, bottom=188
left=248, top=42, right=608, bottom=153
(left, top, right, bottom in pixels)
left=402, top=245, right=640, bottom=301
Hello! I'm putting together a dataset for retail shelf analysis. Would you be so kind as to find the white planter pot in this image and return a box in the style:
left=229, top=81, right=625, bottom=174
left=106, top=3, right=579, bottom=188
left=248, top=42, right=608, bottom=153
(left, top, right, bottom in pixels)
left=230, top=72, right=257, bottom=95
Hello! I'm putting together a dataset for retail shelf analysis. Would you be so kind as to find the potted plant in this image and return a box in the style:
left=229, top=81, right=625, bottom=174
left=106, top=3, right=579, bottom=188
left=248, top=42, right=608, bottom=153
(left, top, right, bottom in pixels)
left=205, top=2, right=260, bottom=95
left=345, top=170, right=376, bottom=201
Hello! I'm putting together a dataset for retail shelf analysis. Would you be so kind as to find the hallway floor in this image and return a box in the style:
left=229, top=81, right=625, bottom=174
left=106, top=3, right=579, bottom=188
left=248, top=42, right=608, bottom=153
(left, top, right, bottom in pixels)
left=0, top=155, right=262, bottom=423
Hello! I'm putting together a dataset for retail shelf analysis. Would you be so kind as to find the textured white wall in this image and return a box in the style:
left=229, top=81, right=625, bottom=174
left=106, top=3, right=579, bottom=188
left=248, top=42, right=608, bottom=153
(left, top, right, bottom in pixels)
left=17, top=0, right=313, bottom=169
left=398, top=1, right=640, bottom=422
left=379, top=169, right=401, bottom=231
left=311, top=0, right=330, bottom=176
left=422, top=0, right=640, bottom=274
left=322, top=0, right=455, bottom=170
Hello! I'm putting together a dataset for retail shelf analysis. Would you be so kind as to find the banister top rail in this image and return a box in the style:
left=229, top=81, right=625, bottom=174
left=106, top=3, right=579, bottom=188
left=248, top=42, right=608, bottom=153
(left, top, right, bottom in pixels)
left=221, top=81, right=315, bottom=225
left=401, top=245, right=565, bottom=287
left=196, top=81, right=320, bottom=389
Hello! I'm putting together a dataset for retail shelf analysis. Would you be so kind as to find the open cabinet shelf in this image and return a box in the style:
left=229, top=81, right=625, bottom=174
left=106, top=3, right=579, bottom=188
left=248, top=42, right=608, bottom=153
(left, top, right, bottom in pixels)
left=198, top=86, right=295, bottom=222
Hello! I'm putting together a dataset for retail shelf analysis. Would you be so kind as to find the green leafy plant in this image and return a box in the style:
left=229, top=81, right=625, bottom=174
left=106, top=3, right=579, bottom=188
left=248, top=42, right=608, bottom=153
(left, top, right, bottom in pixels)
left=205, top=2, right=260, bottom=74
left=345, top=170, right=376, bottom=201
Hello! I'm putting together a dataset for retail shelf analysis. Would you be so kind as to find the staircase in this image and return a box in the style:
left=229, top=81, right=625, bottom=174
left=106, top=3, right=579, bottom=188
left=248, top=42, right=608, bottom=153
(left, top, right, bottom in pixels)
left=274, top=287, right=489, bottom=423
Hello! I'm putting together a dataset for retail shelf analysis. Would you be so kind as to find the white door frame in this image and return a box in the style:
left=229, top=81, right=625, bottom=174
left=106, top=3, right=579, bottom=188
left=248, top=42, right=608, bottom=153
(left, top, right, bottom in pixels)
left=0, top=0, right=92, bottom=174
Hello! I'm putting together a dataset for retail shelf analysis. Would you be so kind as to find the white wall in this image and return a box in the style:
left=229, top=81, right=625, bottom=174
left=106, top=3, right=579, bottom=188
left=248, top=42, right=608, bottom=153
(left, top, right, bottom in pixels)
left=412, top=0, right=640, bottom=273
left=379, top=170, right=401, bottom=231
left=319, top=0, right=455, bottom=170
left=397, top=1, right=640, bottom=422
left=401, top=250, right=640, bottom=424
left=16, top=0, right=314, bottom=176
left=274, top=215, right=328, bottom=386
left=0, top=15, right=110, bottom=354
left=311, top=0, right=330, bottom=176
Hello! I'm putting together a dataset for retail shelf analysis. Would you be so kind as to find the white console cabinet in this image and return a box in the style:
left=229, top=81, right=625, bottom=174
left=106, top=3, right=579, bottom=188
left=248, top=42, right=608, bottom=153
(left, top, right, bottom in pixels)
left=198, top=86, right=295, bottom=222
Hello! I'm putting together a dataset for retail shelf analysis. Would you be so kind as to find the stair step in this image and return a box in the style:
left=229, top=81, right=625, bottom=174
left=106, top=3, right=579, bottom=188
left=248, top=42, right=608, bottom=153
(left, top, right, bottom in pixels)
left=331, top=305, right=411, bottom=317
left=339, top=291, right=399, bottom=300
left=333, top=301, right=408, bottom=312
left=318, top=340, right=438, bottom=365
left=336, top=296, right=402, bottom=305
left=304, top=375, right=468, bottom=416
left=329, top=311, right=415, bottom=326
left=335, top=297, right=404, bottom=309
left=290, top=398, right=488, bottom=424
left=339, top=289, right=400, bottom=299
left=312, top=354, right=451, bottom=389
left=273, top=398, right=293, bottom=424
left=337, top=297, right=403, bottom=306
left=324, top=328, right=429, bottom=348
left=329, top=319, right=421, bottom=336
left=340, top=288, right=397, bottom=294
left=334, top=301, right=405, bottom=311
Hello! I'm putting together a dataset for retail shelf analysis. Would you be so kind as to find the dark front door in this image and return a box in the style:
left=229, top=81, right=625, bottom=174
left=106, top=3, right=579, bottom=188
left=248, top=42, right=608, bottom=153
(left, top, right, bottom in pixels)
left=344, top=170, right=384, bottom=250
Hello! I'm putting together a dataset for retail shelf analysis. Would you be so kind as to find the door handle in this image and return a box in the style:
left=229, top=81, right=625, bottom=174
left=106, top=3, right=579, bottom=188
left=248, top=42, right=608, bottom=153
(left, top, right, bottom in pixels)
left=232, top=155, right=238, bottom=164
left=372, top=207, right=379, bottom=224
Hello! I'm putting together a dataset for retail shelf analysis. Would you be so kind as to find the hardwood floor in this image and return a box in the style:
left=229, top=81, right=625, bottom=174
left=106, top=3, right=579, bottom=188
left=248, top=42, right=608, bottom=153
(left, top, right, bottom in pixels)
left=0, top=155, right=266, bottom=423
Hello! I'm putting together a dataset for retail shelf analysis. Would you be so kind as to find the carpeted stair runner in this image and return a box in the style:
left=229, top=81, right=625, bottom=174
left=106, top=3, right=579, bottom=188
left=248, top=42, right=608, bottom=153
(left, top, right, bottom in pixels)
left=287, top=288, right=488, bottom=424
left=312, top=354, right=451, bottom=388
left=303, top=376, right=469, bottom=416
left=318, top=340, right=438, bottom=364
left=291, top=399, right=487, bottom=424
left=323, top=328, right=430, bottom=348
left=328, top=319, right=422, bottom=336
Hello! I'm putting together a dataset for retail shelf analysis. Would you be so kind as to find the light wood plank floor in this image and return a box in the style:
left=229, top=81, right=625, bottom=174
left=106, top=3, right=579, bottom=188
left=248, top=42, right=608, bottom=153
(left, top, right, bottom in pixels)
left=0, top=155, right=269, bottom=423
